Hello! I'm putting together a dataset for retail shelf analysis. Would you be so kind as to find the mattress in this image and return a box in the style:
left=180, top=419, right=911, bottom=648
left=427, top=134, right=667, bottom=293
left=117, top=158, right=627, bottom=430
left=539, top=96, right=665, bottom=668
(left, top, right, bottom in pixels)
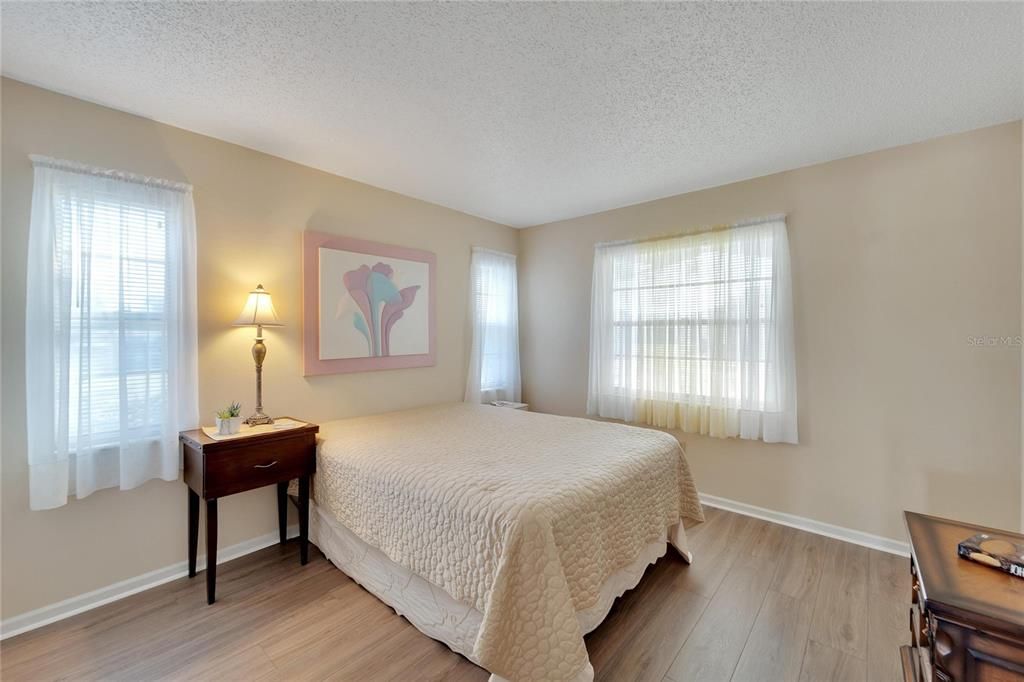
left=311, top=403, right=703, bottom=681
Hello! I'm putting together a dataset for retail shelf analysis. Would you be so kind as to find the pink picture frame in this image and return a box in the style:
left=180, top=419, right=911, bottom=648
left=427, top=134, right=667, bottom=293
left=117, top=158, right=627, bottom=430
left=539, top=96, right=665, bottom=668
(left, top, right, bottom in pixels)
left=302, top=230, right=437, bottom=376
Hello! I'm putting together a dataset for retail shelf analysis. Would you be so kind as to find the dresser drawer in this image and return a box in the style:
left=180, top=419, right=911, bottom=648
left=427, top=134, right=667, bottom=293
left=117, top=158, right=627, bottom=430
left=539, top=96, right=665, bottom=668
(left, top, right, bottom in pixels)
left=202, top=432, right=315, bottom=497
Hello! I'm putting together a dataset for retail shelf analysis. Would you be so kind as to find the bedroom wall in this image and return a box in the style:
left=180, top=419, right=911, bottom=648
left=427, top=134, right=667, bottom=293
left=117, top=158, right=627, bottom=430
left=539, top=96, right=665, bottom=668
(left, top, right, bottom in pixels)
left=0, top=78, right=518, bottom=620
left=520, top=121, right=1023, bottom=543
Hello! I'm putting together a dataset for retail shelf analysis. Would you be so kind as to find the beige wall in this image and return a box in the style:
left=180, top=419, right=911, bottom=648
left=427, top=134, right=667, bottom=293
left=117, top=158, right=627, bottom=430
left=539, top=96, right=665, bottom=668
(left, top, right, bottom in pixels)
left=520, top=122, right=1023, bottom=542
left=0, top=78, right=518, bottom=620
left=2, top=75, right=1021, bottom=622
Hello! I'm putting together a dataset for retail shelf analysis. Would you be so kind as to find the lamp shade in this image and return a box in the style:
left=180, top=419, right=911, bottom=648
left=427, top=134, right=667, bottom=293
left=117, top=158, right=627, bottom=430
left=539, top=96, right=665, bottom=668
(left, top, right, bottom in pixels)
left=233, top=284, right=283, bottom=327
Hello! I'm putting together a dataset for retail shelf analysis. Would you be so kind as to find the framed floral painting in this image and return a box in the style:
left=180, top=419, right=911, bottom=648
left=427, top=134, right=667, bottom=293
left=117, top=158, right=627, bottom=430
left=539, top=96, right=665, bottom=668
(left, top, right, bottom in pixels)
left=302, top=231, right=436, bottom=375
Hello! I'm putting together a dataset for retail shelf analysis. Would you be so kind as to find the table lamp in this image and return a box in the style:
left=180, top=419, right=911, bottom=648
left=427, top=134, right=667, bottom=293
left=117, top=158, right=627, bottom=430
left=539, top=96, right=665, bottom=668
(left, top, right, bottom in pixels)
left=233, top=284, right=283, bottom=425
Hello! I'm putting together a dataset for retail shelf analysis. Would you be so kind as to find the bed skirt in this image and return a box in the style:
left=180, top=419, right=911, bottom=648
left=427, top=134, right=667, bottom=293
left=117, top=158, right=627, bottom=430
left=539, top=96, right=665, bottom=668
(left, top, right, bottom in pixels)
left=309, top=500, right=692, bottom=682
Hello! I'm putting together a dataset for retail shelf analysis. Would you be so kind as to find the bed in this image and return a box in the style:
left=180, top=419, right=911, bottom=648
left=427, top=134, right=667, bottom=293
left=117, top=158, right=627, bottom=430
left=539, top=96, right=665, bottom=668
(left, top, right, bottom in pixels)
left=304, top=402, right=703, bottom=681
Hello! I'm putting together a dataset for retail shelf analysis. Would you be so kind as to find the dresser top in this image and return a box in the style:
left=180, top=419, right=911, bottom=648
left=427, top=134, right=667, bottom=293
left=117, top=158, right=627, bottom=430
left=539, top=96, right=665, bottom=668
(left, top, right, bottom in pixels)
left=904, top=511, right=1024, bottom=637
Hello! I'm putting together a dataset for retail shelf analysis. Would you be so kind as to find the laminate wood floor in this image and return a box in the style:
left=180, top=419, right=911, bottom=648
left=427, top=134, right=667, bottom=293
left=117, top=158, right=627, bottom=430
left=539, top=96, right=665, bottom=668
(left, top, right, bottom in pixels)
left=1, top=507, right=910, bottom=682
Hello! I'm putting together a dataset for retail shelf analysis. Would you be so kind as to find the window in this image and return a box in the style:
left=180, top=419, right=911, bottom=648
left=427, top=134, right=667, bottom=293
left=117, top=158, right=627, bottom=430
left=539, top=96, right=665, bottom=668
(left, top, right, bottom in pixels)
left=587, top=217, right=797, bottom=443
left=465, top=247, right=520, bottom=404
left=65, top=197, right=169, bottom=447
left=25, top=156, right=198, bottom=510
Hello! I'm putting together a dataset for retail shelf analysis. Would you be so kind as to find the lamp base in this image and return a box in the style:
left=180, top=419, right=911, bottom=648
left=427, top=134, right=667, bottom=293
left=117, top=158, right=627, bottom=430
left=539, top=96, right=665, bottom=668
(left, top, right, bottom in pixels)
left=244, top=411, right=274, bottom=426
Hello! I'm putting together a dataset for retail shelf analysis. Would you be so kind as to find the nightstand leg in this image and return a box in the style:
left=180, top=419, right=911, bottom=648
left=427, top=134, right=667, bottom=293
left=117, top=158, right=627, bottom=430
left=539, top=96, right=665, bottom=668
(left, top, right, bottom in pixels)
left=206, top=498, right=218, bottom=604
left=187, top=488, right=199, bottom=577
left=298, top=475, right=310, bottom=565
left=277, top=481, right=288, bottom=544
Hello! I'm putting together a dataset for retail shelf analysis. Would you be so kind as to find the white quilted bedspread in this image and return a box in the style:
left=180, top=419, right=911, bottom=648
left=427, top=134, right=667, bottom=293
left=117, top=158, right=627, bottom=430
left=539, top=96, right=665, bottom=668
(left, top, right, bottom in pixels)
left=313, top=403, right=703, bottom=681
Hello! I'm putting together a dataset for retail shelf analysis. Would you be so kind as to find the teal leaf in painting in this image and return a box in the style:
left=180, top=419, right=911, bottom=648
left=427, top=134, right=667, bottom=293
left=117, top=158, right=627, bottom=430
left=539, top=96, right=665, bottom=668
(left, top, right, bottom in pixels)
left=352, top=312, right=371, bottom=356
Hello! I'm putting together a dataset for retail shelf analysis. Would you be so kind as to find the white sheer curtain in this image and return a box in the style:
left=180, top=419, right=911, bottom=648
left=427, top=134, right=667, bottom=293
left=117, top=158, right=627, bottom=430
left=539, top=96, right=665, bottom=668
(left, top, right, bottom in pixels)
left=587, top=217, right=797, bottom=444
left=465, top=247, right=521, bottom=404
left=25, top=156, right=199, bottom=510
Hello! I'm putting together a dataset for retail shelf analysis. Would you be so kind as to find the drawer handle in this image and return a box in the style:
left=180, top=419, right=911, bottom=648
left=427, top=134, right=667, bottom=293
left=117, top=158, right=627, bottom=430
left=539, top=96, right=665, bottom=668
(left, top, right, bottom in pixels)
left=254, top=461, right=278, bottom=469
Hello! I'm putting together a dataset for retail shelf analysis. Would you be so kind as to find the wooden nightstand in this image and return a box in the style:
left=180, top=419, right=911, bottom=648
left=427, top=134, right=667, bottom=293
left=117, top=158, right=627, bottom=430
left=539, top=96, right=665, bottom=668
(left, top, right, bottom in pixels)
left=179, top=419, right=319, bottom=604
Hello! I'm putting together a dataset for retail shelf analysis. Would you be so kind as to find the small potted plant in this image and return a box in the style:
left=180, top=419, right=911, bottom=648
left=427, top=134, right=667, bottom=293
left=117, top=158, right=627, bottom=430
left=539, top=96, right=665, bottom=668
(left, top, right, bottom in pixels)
left=216, top=402, right=242, bottom=435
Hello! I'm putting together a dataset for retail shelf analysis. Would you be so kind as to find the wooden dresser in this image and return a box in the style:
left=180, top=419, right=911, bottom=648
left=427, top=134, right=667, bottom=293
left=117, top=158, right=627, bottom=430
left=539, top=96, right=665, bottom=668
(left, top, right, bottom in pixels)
left=903, top=511, right=1024, bottom=681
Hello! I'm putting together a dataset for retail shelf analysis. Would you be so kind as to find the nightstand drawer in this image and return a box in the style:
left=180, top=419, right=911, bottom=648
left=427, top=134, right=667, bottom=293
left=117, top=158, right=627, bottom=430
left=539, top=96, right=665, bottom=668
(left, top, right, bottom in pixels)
left=203, top=432, right=315, bottom=497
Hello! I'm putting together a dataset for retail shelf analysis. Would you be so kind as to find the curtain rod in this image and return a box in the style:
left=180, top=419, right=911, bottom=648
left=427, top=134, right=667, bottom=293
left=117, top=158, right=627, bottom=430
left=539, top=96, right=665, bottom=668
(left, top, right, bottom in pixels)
left=29, top=155, right=193, bottom=193
left=594, top=213, right=786, bottom=249
left=472, top=246, right=517, bottom=259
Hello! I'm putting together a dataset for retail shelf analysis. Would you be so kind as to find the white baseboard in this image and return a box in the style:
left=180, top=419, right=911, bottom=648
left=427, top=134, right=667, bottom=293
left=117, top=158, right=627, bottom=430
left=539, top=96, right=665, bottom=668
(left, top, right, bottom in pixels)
left=0, top=524, right=299, bottom=640
left=699, top=493, right=910, bottom=557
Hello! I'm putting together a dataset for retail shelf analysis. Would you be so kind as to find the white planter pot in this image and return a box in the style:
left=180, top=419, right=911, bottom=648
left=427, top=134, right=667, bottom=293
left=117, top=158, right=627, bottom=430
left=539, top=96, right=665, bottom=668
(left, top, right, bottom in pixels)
left=216, top=416, right=242, bottom=435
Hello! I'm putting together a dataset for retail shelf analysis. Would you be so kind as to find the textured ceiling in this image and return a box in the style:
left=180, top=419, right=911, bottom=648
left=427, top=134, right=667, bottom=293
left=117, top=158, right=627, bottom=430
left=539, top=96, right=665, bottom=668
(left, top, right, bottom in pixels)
left=2, top=2, right=1021, bottom=227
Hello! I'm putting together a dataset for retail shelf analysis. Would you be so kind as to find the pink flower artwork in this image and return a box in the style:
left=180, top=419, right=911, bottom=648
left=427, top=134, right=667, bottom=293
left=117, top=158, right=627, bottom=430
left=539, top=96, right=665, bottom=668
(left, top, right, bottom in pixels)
left=303, top=231, right=436, bottom=376
left=340, top=262, right=421, bottom=357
